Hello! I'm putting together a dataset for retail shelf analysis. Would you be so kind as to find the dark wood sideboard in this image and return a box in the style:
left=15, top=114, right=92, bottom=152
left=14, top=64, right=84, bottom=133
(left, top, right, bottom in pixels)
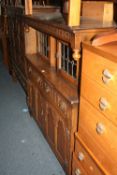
left=1, top=1, right=117, bottom=175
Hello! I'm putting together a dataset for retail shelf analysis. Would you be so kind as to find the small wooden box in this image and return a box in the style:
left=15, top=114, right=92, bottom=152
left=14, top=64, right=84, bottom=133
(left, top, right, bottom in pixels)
left=81, top=1, right=114, bottom=23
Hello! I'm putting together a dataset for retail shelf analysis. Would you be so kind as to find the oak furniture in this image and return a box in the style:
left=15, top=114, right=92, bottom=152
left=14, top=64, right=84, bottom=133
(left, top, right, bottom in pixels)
left=23, top=10, right=116, bottom=174
left=1, top=0, right=117, bottom=175
left=73, top=40, right=117, bottom=175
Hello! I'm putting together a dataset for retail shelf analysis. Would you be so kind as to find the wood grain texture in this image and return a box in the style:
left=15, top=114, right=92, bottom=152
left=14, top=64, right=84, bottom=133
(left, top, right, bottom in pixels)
left=74, top=134, right=104, bottom=175
left=78, top=97, right=117, bottom=175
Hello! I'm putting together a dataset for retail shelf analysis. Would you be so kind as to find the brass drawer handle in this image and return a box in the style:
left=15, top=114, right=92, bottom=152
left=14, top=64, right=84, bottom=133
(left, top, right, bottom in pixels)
left=58, top=102, right=66, bottom=112
left=102, top=69, right=113, bottom=84
left=75, top=168, right=81, bottom=175
left=78, top=152, right=85, bottom=161
left=45, top=86, right=50, bottom=93
left=28, top=67, right=32, bottom=74
left=99, top=97, right=109, bottom=111
left=96, top=122, right=105, bottom=135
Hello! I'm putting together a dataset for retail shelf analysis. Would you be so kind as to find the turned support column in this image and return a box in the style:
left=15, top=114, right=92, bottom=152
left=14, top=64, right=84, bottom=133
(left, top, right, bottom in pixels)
left=72, top=49, right=81, bottom=61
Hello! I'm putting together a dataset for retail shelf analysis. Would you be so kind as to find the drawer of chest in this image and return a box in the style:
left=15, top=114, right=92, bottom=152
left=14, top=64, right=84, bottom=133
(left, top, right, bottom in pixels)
left=81, top=74, right=117, bottom=126
left=74, top=134, right=104, bottom=175
left=72, top=153, right=88, bottom=175
left=37, top=76, right=70, bottom=119
left=43, top=84, right=70, bottom=119
left=82, top=49, right=117, bottom=94
left=78, top=97, right=117, bottom=175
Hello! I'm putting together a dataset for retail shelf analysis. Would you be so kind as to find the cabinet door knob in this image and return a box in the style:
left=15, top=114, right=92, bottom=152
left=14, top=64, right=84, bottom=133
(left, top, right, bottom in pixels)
left=96, top=122, right=105, bottom=135
left=99, top=97, right=109, bottom=111
left=75, top=168, right=81, bottom=175
left=102, top=69, right=113, bottom=84
left=78, top=152, right=85, bottom=161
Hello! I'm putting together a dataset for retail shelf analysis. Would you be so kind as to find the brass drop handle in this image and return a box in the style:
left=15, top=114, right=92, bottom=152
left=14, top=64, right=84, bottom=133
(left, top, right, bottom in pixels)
left=78, top=152, right=85, bottom=161
left=99, top=97, right=109, bottom=111
left=96, top=122, right=105, bottom=135
left=75, top=168, right=81, bottom=175
left=102, top=69, right=113, bottom=84
left=28, top=67, right=32, bottom=74
left=45, top=86, right=50, bottom=93
left=59, top=102, right=66, bottom=112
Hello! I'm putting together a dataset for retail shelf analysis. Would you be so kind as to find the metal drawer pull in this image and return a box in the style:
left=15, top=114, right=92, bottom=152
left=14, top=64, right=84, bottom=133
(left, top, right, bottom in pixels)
left=41, top=69, right=45, bottom=73
left=99, top=97, right=109, bottom=111
left=59, top=102, right=66, bottom=112
left=102, top=69, right=113, bottom=84
left=96, top=123, right=105, bottom=134
left=45, top=86, right=50, bottom=93
left=28, top=67, right=32, bottom=73
left=75, top=168, right=81, bottom=175
left=78, top=152, right=85, bottom=161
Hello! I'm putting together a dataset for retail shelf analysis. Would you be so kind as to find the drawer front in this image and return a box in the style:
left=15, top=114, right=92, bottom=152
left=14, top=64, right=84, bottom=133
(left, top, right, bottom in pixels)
left=72, top=153, right=88, bottom=175
left=78, top=97, right=117, bottom=175
left=39, top=79, right=71, bottom=120
left=82, top=49, right=117, bottom=94
left=81, top=74, right=117, bottom=126
left=75, top=135, right=104, bottom=175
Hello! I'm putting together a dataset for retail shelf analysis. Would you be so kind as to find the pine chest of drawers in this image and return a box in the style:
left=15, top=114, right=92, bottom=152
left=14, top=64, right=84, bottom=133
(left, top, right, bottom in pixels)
left=73, top=42, right=117, bottom=175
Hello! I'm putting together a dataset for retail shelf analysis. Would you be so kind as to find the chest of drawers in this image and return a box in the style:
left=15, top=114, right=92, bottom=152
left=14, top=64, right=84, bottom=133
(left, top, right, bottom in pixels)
left=73, top=42, right=117, bottom=175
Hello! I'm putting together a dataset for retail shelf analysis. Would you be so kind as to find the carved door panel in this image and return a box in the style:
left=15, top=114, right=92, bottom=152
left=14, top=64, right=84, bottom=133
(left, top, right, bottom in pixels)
left=46, top=104, right=57, bottom=148
left=27, top=79, right=38, bottom=120
left=46, top=102, right=71, bottom=173
left=56, top=118, right=71, bottom=172
left=38, top=93, right=47, bottom=136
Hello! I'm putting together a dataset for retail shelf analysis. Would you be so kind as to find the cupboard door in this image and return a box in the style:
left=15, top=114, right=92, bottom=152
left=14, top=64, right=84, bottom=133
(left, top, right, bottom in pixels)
left=46, top=102, right=71, bottom=173
left=47, top=106, right=56, bottom=147
left=38, top=93, right=47, bottom=136
left=57, top=120, right=66, bottom=161
left=57, top=118, right=71, bottom=173
left=27, top=79, right=38, bottom=120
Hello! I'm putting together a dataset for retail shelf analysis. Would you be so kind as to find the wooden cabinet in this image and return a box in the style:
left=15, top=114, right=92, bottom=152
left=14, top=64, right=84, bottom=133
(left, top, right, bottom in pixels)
left=26, top=56, right=78, bottom=174
left=75, top=42, right=117, bottom=175
left=4, top=1, right=117, bottom=175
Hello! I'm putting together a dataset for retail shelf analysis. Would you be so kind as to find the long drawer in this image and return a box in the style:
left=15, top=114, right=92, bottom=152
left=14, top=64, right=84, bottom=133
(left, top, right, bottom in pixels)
left=82, top=48, right=117, bottom=94
left=72, top=153, right=88, bottom=175
left=78, top=97, right=117, bottom=175
left=81, top=74, right=117, bottom=126
left=74, top=134, right=104, bottom=175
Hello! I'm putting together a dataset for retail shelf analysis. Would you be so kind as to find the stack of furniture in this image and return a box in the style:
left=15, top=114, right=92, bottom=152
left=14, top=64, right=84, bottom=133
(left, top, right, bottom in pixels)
left=1, top=0, right=117, bottom=174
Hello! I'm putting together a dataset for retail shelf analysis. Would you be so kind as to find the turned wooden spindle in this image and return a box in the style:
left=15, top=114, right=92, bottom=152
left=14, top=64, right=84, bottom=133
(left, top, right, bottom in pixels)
left=72, top=49, right=81, bottom=61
